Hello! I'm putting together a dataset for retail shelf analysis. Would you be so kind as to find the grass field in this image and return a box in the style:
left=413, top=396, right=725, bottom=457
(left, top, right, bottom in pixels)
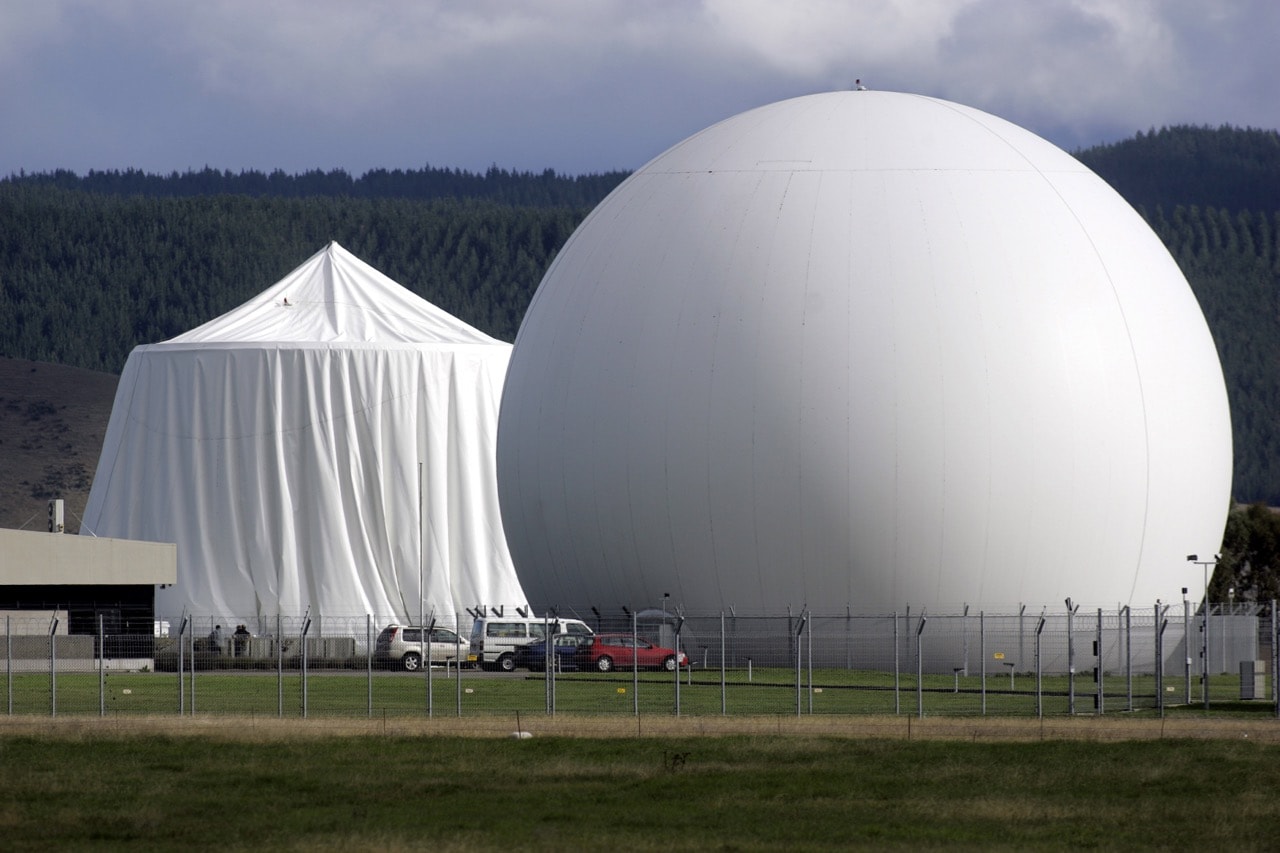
left=5, top=666, right=1277, bottom=849
left=1, top=719, right=1279, bottom=851
left=3, top=666, right=1269, bottom=720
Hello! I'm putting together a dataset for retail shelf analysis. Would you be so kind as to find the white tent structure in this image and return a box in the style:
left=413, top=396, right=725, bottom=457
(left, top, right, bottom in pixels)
left=83, top=242, right=528, bottom=627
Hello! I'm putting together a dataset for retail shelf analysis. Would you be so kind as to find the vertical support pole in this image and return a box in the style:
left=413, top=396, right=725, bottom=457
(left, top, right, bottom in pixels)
left=716, top=607, right=727, bottom=712
left=277, top=613, right=283, bottom=718
left=544, top=615, right=552, bottom=716
left=794, top=611, right=807, bottom=717
left=99, top=613, right=106, bottom=717
left=1124, top=606, right=1132, bottom=712
left=916, top=612, right=927, bottom=720
left=6, top=615, right=11, bottom=716
left=1156, top=605, right=1170, bottom=717
left=426, top=616, right=434, bottom=719
left=674, top=613, right=683, bottom=717
left=1184, top=593, right=1191, bottom=706
left=1035, top=613, right=1045, bottom=719
left=1095, top=608, right=1104, bottom=715
left=301, top=610, right=311, bottom=718
left=980, top=611, right=986, bottom=716
left=177, top=615, right=186, bottom=715
left=456, top=613, right=464, bottom=718
left=807, top=614, right=813, bottom=714
left=1066, top=600, right=1076, bottom=715
left=893, top=612, right=900, bottom=715
left=1272, top=601, right=1279, bottom=719
left=49, top=614, right=58, bottom=718
left=366, top=614, right=373, bottom=718
left=632, top=609, right=639, bottom=717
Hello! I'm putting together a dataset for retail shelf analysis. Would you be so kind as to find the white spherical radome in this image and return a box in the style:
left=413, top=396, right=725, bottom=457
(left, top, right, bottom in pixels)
left=497, top=91, right=1232, bottom=616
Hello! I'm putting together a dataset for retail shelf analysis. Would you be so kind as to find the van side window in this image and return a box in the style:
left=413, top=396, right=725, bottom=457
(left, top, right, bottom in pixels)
left=528, top=624, right=547, bottom=640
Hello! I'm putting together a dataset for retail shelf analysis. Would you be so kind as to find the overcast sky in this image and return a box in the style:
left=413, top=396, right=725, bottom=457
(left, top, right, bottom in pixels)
left=3, top=0, right=1277, bottom=178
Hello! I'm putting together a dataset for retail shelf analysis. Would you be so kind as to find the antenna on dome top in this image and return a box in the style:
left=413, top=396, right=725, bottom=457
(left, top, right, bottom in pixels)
left=854, top=79, right=868, bottom=91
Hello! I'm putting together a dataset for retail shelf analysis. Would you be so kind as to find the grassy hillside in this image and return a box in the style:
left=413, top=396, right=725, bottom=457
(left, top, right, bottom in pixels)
left=0, top=357, right=117, bottom=532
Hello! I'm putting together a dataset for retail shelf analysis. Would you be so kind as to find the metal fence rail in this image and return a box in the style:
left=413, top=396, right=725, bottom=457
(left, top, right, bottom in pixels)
left=4, top=605, right=1277, bottom=720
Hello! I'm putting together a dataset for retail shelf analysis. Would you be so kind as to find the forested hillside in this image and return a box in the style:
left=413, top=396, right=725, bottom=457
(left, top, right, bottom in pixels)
left=1077, top=126, right=1280, bottom=508
left=0, top=188, right=593, bottom=370
left=2, top=130, right=1279, bottom=507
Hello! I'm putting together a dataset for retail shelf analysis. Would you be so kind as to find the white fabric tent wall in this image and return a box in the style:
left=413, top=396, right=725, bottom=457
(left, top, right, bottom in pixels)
left=82, top=242, right=528, bottom=627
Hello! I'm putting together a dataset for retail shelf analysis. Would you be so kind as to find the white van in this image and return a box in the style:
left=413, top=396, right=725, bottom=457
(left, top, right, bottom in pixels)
left=467, top=615, right=593, bottom=672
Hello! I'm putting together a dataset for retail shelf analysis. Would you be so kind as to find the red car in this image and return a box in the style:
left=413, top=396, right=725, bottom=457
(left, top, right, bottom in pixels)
left=580, top=633, right=689, bottom=672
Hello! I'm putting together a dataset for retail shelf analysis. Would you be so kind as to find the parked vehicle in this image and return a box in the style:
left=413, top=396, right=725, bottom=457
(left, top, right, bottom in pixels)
left=375, top=624, right=467, bottom=671
left=467, top=615, right=593, bottom=672
left=512, top=635, right=588, bottom=671
left=580, top=633, right=688, bottom=672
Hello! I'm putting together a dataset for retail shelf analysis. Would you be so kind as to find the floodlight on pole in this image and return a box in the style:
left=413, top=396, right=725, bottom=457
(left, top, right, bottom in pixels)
left=1188, top=553, right=1218, bottom=709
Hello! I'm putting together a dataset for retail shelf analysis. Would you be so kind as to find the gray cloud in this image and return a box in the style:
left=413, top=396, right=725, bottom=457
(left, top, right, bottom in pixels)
left=1, top=0, right=1276, bottom=176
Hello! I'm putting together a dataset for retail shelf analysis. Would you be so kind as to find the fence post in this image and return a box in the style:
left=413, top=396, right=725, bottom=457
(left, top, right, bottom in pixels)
left=632, top=609, right=639, bottom=717
left=1066, top=599, right=1077, bottom=715
left=426, top=615, right=435, bottom=718
left=1095, top=608, right=1104, bottom=715
left=980, top=611, right=986, bottom=716
left=916, top=612, right=927, bottom=720
left=674, top=612, right=685, bottom=717
left=6, top=615, right=10, bottom=716
left=807, top=613, right=813, bottom=714
left=456, top=613, right=464, bottom=718
left=1272, top=601, right=1278, bottom=719
left=189, top=622, right=196, bottom=715
left=301, top=609, right=311, bottom=718
left=721, top=607, right=732, bottom=712
left=99, top=613, right=106, bottom=717
left=1183, top=591, right=1191, bottom=706
left=366, top=614, right=373, bottom=718
left=49, top=613, right=58, bottom=718
left=1035, top=612, right=1046, bottom=718
left=1156, top=604, right=1170, bottom=717
left=276, top=613, right=283, bottom=718
left=893, top=612, right=900, bottom=715
left=177, top=614, right=185, bottom=715
left=1123, top=605, right=1132, bottom=712
left=794, top=610, right=808, bottom=717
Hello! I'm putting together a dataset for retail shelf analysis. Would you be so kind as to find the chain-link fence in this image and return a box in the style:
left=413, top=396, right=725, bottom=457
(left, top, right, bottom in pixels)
left=3, top=604, right=1276, bottom=719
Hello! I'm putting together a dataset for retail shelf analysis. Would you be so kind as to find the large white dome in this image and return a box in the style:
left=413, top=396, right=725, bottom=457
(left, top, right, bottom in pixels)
left=497, top=91, right=1232, bottom=616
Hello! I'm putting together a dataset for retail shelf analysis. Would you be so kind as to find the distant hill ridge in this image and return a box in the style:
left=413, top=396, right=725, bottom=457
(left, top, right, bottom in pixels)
left=1075, top=125, right=1280, bottom=215
left=3, top=163, right=629, bottom=208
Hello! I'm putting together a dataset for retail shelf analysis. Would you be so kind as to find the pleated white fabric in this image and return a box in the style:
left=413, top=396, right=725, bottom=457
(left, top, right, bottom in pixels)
left=83, top=243, right=528, bottom=626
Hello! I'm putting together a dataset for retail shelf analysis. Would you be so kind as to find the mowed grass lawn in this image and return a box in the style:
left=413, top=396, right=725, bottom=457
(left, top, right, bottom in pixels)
left=1, top=728, right=1278, bottom=851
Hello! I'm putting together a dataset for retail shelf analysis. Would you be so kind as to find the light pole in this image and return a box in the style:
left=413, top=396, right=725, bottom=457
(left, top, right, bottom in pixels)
left=1182, top=586, right=1191, bottom=706
left=1187, top=554, right=1219, bottom=710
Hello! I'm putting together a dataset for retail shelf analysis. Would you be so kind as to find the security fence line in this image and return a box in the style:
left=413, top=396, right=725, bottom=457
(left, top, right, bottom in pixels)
left=3, top=605, right=1278, bottom=719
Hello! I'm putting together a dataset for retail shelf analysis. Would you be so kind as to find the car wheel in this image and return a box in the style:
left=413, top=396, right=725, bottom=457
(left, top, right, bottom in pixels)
left=662, top=655, right=677, bottom=672
left=402, top=652, right=421, bottom=672
left=596, top=656, right=614, bottom=673
left=498, top=653, right=516, bottom=672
